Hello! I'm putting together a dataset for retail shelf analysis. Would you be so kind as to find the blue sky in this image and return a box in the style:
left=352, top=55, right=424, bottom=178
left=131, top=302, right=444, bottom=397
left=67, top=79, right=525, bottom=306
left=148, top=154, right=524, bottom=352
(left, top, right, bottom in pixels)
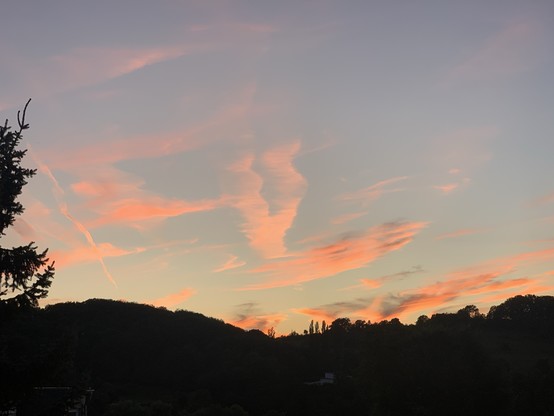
left=1, top=1, right=554, bottom=333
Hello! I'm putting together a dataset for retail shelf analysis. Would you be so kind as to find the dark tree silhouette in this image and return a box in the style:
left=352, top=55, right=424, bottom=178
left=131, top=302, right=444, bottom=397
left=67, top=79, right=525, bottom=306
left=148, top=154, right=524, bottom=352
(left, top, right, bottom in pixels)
left=0, top=100, right=54, bottom=310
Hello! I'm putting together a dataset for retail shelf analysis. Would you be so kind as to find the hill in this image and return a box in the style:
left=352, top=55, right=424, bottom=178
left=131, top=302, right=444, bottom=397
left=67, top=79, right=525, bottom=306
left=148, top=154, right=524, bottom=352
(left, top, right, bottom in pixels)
left=1, top=295, right=554, bottom=415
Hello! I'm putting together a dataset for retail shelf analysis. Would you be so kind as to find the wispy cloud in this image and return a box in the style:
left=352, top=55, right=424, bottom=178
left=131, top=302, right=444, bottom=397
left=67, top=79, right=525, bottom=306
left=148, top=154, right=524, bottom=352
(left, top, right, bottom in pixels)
left=294, top=297, right=383, bottom=323
left=433, top=183, right=459, bottom=194
left=213, top=255, right=246, bottom=273
left=435, top=228, right=486, bottom=240
left=50, top=243, right=143, bottom=269
left=445, top=20, right=543, bottom=84
left=150, top=288, right=196, bottom=308
left=224, top=141, right=307, bottom=258
left=331, top=211, right=367, bottom=225
left=89, top=195, right=223, bottom=229
left=377, top=247, right=554, bottom=320
left=338, top=176, right=408, bottom=205
left=33, top=154, right=118, bottom=287
left=298, top=247, right=554, bottom=323
left=229, top=302, right=286, bottom=332
left=341, top=265, right=424, bottom=291
left=241, top=221, right=428, bottom=290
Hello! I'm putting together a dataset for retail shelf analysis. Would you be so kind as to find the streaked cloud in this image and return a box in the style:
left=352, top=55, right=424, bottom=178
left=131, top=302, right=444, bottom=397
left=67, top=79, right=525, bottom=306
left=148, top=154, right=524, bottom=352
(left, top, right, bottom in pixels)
left=242, top=221, right=428, bottom=290
left=34, top=156, right=118, bottom=286
left=224, top=141, right=307, bottom=258
left=338, top=176, right=408, bottom=205
left=341, top=265, right=424, bottom=291
left=229, top=302, right=286, bottom=332
left=51, top=242, right=144, bottom=269
left=150, top=288, right=196, bottom=308
left=433, top=183, right=459, bottom=194
left=294, top=297, right=383, bottom=323
left=331, top=211, right=367, bottom=225
left=435, top=228, right=486, bottom=240
left=445, top=20, right=543, bottom=83
left=213, top=255, right=246, bottom=273
left=89, top=195, right=222, bottom=229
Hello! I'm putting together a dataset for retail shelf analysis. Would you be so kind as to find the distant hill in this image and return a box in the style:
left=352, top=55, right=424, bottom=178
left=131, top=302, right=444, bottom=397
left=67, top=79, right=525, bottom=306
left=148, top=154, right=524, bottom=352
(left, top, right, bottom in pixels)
left=2, top=295, right=554, bottom=415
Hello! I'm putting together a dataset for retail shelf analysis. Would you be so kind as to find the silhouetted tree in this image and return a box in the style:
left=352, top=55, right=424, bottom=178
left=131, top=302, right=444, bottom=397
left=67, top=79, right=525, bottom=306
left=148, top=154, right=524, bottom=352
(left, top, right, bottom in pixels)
left=0, top=100, right=54, bottom=311
left=321, top=320, right=327, bottom=333
left=457, top=304, right=482, bottom=318
left=314, top=321, right=320, bottom=334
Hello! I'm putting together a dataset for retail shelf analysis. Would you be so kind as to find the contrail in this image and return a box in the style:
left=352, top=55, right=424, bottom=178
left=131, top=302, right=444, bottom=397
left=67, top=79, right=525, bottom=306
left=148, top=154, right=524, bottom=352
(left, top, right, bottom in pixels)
left=30, top=149, right=118, bottom=287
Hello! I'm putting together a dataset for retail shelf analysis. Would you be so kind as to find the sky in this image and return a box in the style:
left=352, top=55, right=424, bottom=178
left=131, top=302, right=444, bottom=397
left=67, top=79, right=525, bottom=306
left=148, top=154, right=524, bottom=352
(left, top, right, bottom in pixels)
left=1, top=0, right=554, bottom=334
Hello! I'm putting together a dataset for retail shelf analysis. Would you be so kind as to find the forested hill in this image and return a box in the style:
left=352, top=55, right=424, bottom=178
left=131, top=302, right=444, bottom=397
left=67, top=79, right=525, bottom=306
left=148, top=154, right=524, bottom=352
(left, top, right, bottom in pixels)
left=2, top=295, right=554, bottom=416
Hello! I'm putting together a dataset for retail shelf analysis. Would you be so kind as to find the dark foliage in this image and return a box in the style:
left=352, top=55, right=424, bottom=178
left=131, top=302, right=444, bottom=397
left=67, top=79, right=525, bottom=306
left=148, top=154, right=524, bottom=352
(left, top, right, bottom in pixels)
left=0, top=100, right=54, bottom=312
left=2, top=295, right=554, bottom=415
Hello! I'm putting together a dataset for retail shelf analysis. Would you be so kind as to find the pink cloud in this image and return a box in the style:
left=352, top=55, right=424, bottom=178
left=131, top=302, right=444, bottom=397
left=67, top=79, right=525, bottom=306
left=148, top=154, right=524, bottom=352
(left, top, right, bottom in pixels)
left=51, top=242, right=144, bottom=269
left=150, top=288, right=196, bottom=308
left=35, top=157, right=118, bottom=286
left=377, top=247, right=554, bottom=320
left=241, top=221, right=428, bottom=290
left=433, top=183, right=459, bottom=194
left=89, top=196, right=222, bottom=229
left=338, top=176, right=408, bottom=205
left=229, top=302, right=286, bottom=332
left=331, top=211, right=367, bottom=225
left=213, top=255, right=246, bottom=273
left=299, top=247, right=554, bottom=323
left=230, top=312, right=287, bottom=333
left=22, top=46, right=197, bottom=99
left=224, top=141, right=307, bottom=258
left=293, top=307, right=337, bottom=323
left=360, top=279, right=383, bottom=289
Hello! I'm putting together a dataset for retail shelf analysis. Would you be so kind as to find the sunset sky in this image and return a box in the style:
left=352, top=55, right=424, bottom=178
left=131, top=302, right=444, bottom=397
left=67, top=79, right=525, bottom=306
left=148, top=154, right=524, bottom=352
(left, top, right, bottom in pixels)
left=2, top=1, right=554, bottom=334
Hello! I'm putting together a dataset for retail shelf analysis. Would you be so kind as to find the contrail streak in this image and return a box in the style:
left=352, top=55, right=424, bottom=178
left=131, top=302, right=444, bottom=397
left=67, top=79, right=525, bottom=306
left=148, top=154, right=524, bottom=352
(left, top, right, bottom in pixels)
left=30, top=149, right=117, bottom=287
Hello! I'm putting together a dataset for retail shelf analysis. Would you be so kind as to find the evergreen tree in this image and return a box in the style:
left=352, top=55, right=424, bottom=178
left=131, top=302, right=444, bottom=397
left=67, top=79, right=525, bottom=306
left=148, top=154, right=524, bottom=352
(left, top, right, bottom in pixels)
left=0, top=100, right=54, bottom=311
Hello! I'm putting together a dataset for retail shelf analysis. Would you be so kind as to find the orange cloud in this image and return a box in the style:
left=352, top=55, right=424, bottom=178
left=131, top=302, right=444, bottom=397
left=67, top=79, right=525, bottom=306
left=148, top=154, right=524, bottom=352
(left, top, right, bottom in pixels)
left=360, top=279, right=383, bottom=289
left=229, top=302, right=286, bottom=332
left=213, top=255, right=246, bottom=273
left=224, top=141, right=307, bottom=258
left=300, top=247, right=554, bottom=323
left=230, top=313, right=287, bottom=333
left=433, top=183, right=458, bottom=194
left=51, top=242, right=144, bottom=269
left=34, top=156, right=117, bottom=286
left=338, top=176, right=408, bottom=205
left=42, top=82, right=258, bottom=172
left=294, top=297, right=383, bottom=324
left=150, top=288, right=196, bottom=308
left=89, top=196, right=222, bottom=228
left=293, top=307, right=337, bottom=323
left=331, top=211, right=367, bottom=225
left=242, top=221, right=428, bottom=290
left=377, top=247, right=554, bottom=320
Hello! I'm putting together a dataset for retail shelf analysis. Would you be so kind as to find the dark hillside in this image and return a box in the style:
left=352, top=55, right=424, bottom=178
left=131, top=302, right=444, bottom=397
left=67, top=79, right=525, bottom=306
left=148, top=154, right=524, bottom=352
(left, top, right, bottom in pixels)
left=2, top=295, right=554, bottom=415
